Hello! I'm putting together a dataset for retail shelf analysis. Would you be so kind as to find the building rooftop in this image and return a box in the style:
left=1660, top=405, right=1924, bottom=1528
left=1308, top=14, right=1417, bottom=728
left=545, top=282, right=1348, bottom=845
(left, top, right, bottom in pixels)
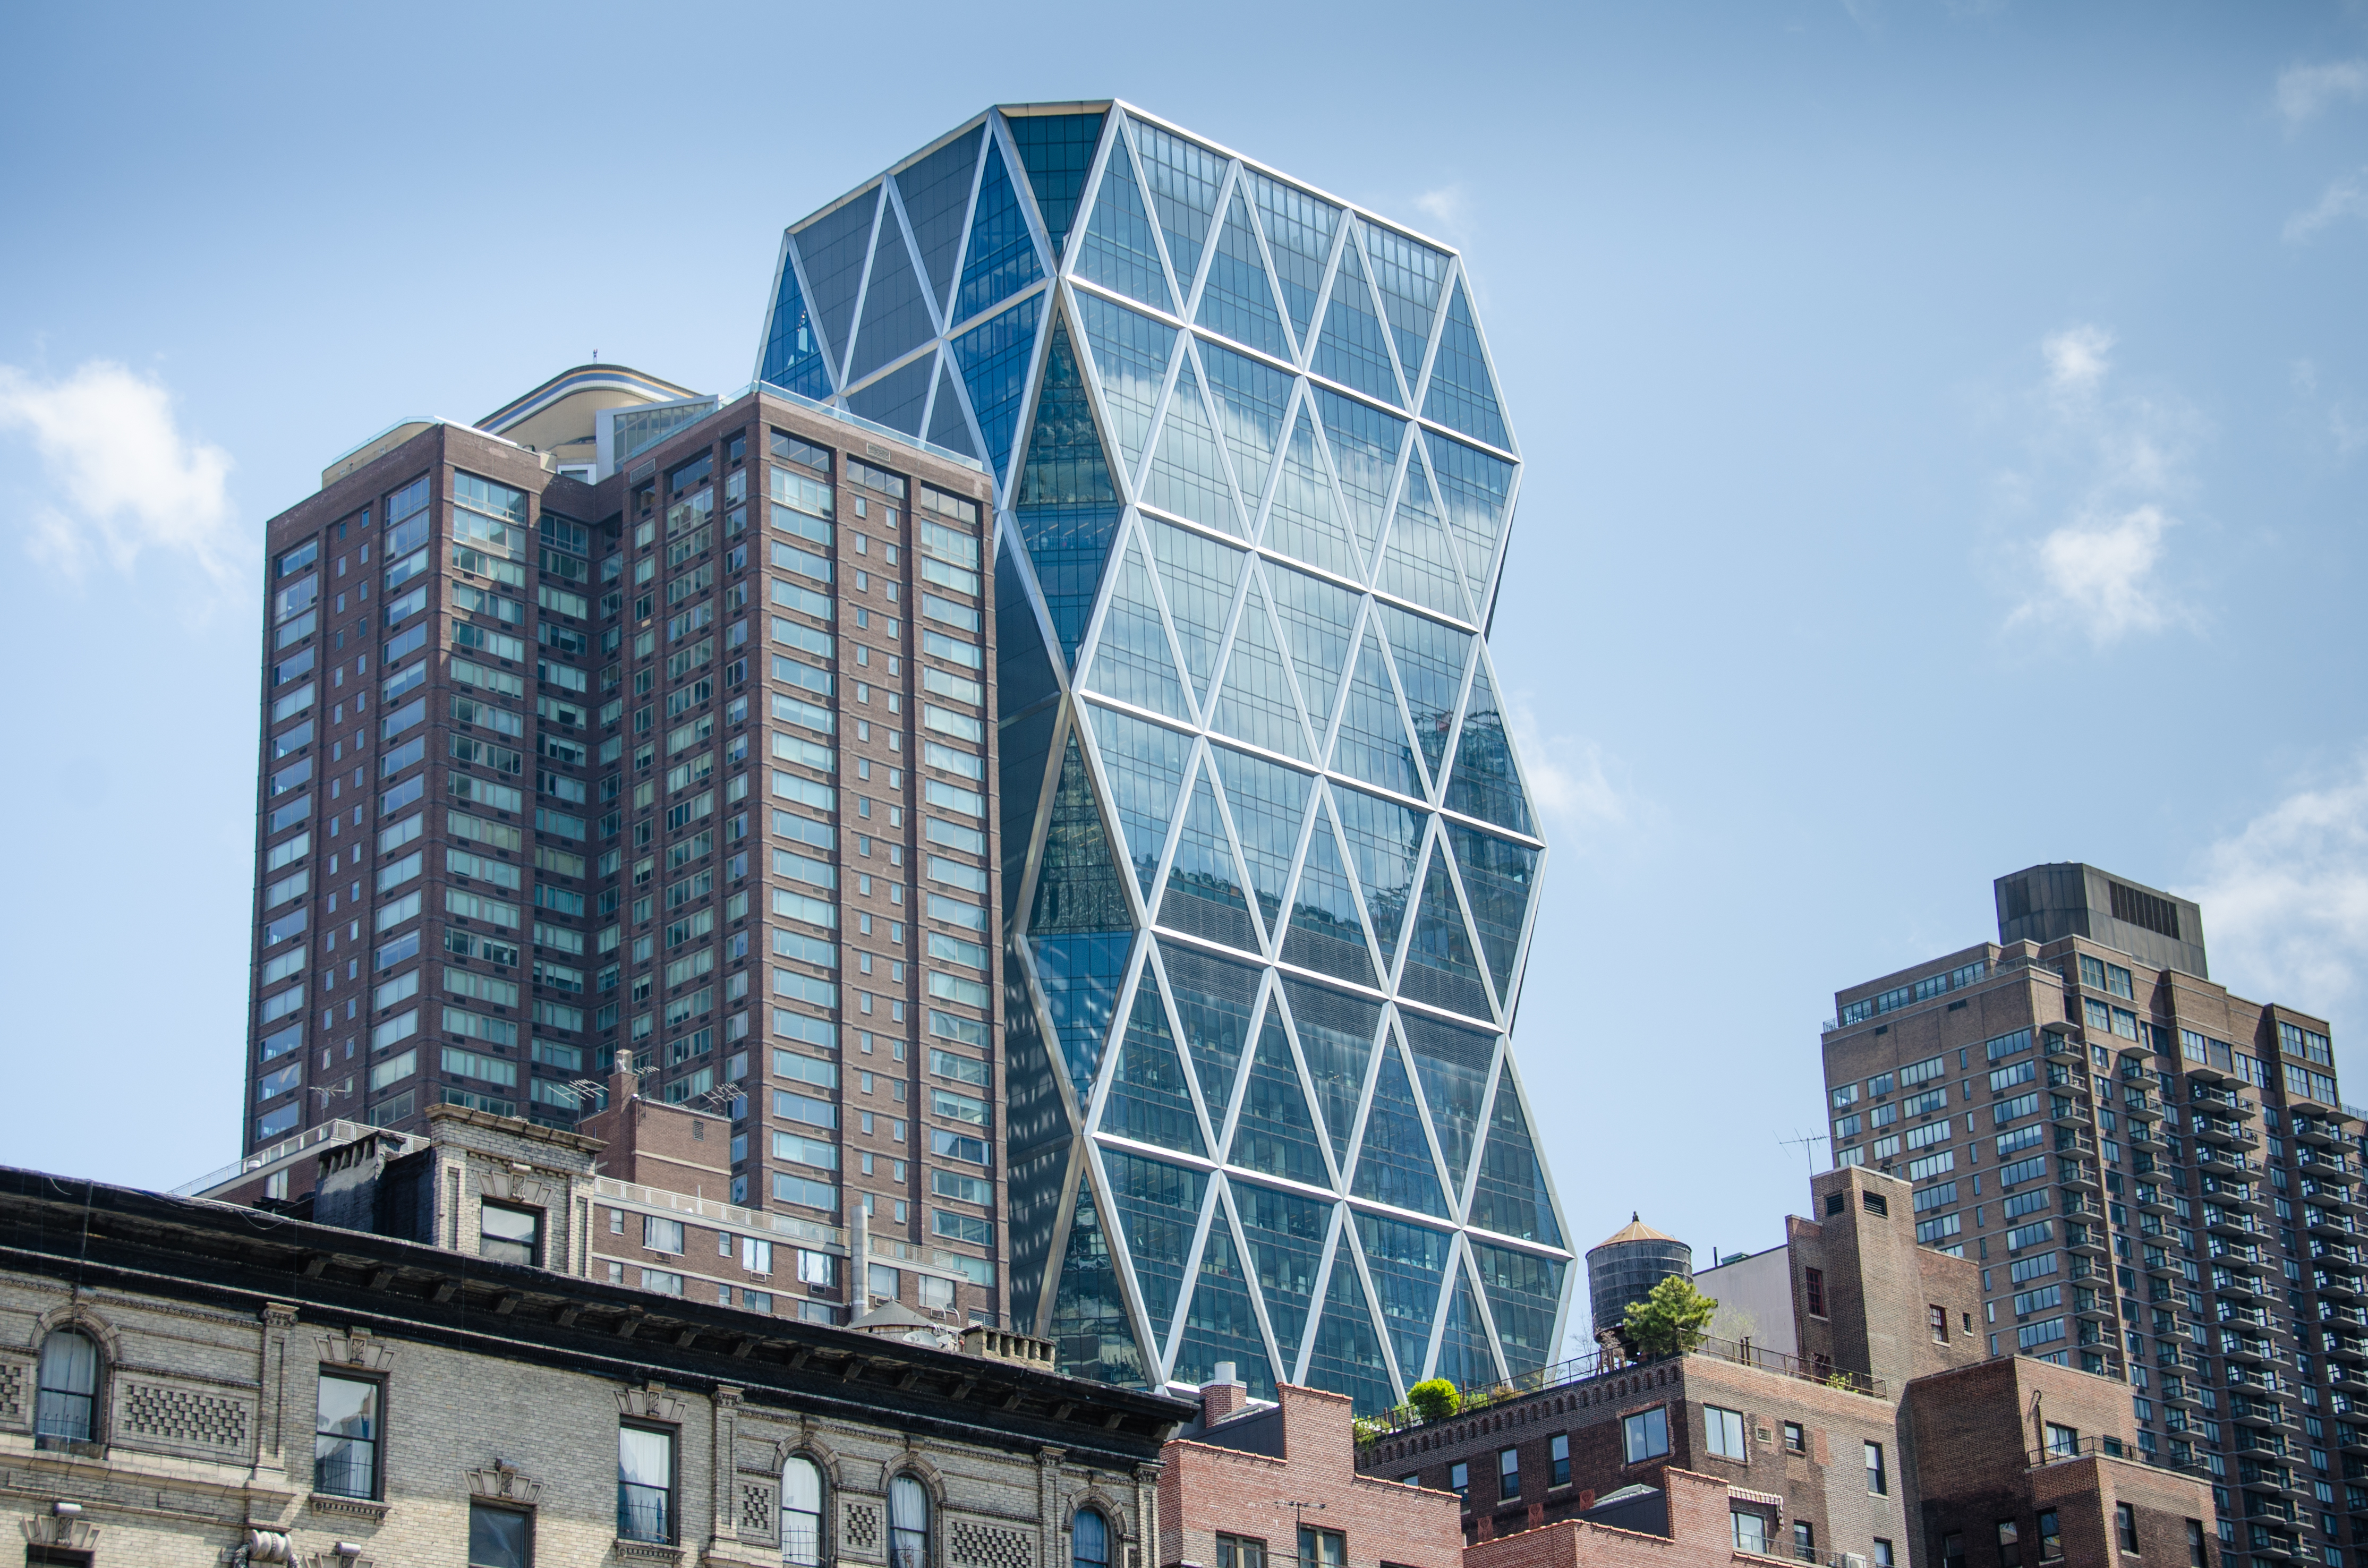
left=1593, top=1213, right=1679, bottom=1249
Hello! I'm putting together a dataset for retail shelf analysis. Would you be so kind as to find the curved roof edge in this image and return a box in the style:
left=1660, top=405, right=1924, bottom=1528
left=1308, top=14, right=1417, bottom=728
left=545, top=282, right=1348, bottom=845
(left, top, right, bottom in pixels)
left=478, top=363, right=701, bottom=434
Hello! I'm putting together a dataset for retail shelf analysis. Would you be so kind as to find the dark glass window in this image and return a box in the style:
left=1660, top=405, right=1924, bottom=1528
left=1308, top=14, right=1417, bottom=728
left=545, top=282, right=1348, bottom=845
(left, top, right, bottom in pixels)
left=1996, top=1520, right=2021, bottom=1568
left=1497, top=1447, right=1520, bottom=1500
left=1624, top=1407, right=1669, bottom=1464
left=1297, top=1528, right=1343, bottom=1568
left=2037, top=1510, right=2062, bottom=1562
left=1805, top=1268, right=1826, bottom=1317
left=618, top=1424, right=674, bottom=1542
left=1866, top=1442, right=1887, bottom=1496
left=35, top=1330, right=98, bottom=1444
left=1217, top=1536, right=1265, bottom=1568
left=469, top=1502, right=531, bottom=1567
left=313, top=1373, right=380, bottom=1497
left=1549, top=1433, right=1570, bottom=1488
left=2117, top=1503, right=2138, bottom=1553
left=1074, top=1509, right=1110, bottom=1568
left=480, top=1203, right=540, bottom=1266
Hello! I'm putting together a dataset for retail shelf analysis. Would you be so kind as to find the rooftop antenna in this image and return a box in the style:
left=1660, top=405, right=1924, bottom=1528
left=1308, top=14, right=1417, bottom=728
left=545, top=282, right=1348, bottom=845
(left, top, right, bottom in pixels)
left=1777, top=1131, right=1828, bottom=1173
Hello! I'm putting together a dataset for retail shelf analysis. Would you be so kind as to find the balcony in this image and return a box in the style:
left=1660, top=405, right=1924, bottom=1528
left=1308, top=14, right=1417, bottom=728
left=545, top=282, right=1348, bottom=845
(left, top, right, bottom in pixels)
left=2060, top=1161, right=2102, bottom=1192
left=2135, top=1183, right=2178, bottom=1214
left=2128, top=1121, right=2168, bottom=1151
left=2050, top=1096, right=2092, bottom=1127
left=2193, top=1116, right=2261, bottom=1148
left=2295, top=1115, right=2346, bottom=1148
left=2309, top=1206, right=2359, bottom=1239
left=2230, top=1395, right=2297, bottom=1430
left=2207, top=1207, right=2264, bottom=1238
left=2067, top=1225, right=2112, bottom=1256
left=2028, top=1431, right=2211, bottom=1481
left=2324, top=1334, right=2368, bottom=1364
left=2216, top=1271, right=2272, bottom=1301
left=2317, top=1271, right=2364, bottom=1300
left=2222, top=1334, right=2275, bottom=1366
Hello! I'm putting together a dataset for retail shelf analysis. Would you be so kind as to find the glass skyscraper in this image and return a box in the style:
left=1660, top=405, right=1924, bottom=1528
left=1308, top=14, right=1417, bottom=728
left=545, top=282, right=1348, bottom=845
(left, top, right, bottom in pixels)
left=758, top=100, right=1566, bottom=1408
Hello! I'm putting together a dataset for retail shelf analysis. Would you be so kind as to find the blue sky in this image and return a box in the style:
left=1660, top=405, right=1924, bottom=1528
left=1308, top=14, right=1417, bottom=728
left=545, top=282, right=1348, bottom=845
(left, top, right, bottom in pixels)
left=3, top=3, right=2365, bottom=1314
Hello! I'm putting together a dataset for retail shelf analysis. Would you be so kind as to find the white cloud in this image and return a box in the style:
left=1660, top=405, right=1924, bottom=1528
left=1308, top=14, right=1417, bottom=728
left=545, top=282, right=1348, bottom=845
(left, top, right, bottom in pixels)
left=2187, top=757, right=2368, bottom=1018
left=0, top=361, right=237, bottom=580
left=1413, top=185, right=1472, bottom=245
left=2285, top=167, right=2368, bottom=243
left=1502, top=689, right=1634, bottom=837
left=2276, top=59, right=2368, bottom=129
left=2043, top=324, right=2114, bottom=395
left=2014, top=504, right=2179, bottom=644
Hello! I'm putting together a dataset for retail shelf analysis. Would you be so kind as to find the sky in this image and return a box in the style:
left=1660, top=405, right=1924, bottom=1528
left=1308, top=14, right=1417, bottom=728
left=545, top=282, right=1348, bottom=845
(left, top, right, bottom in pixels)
left=3, top=2, right=2366, bottom=1330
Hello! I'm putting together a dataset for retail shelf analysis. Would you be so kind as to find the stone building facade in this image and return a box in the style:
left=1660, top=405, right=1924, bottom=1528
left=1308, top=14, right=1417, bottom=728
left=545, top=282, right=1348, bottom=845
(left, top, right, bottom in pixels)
left=0, top=1161, right=1184, bottom=1566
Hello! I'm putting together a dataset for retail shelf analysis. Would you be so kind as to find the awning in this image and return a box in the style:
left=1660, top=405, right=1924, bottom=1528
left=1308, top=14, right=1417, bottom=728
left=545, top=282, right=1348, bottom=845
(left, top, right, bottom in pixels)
left=1727, top=1488, right=1786, bottom=1509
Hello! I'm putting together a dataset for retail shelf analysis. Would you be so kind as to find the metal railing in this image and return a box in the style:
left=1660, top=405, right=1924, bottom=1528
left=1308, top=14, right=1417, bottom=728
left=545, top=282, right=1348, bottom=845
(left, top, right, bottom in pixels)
left=172, top=1119, right=406, bottom=1197
left=2029, top=1432, right=2211, bottom=1479
left=1352, top=1335, right=1885, bottom=1445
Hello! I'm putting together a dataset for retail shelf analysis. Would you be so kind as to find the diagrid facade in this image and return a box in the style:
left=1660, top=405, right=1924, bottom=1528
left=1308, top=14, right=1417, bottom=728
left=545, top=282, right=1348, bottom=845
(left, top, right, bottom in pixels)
left=759, top=101, right=1569, bottom=1407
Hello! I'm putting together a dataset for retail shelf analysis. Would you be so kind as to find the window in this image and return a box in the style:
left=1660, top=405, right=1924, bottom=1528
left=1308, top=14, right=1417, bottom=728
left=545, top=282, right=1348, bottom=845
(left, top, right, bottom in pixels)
left=1298, top=1528, right=1344, bottom=1568
left=34, top=1329, right=98, bottom=1444
left=1929, top=1303, right=1949, bottom=1342
left=469, top=1502, right=531, bottom=1567
left=2185, top=1520, right=2206, bottom=1566
left=1074, top=1509, right=1110, bottom=1568
left=1705, top=1404, right=1747, bottom=1460
left=1549, top=1432, right=1570, bottom=1487
left=644, top=1214, right=684, bottom=1254
left=1783, top=1421, right=1805, bottom=1454
left=1449, top=1461, right=1469, bottom=1495
left=480, top=1203, right=540, bottom=1266
left=2045, top=1421, right=2080, bottom=1459
left=1624, top=1405, right=1670, bottom=1464
left=1940, top=1533, right=1965, bottom=1568
left=1793, top=1522, right=1816, bottom=1558
left=783, top=1455, right=823, bottom=1567
left=1498, top=1445, right=1521, bottom=1499
left=890, top=1473, right=931, bottom=1568
left=1732, top=1510, right=1770, bottom=1554
left=1805, top=1267, right=1826, bottom=1317
left=1217, top=1537, right=1266, bottom=1568
left=2116, top=1503, right=2138, bottom=1553
left=618, top=1424, right=675, bottom=1543
left=1875, top=1541, right=1896, bottom=1568
left=2037, top=1510, right=2062, bottom=1562
left=313, top=1373, right=380, bottom=1498
left=1997, top=1521, right=2022, bottom=1568
left=1866, top=1441, right=1887, bottom=1496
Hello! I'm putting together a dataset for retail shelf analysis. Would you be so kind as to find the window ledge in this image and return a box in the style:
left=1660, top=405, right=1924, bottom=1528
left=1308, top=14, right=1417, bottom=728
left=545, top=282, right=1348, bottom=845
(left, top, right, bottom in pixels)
left=309, top=1493, right=390, bottom=1521
left=616, top=1541, right=685, bottom=1563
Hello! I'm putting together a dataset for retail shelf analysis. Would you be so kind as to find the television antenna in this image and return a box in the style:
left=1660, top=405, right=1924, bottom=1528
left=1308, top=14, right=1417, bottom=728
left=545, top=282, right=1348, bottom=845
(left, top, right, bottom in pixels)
left=1777, top=1131, right=1828, bottom=1172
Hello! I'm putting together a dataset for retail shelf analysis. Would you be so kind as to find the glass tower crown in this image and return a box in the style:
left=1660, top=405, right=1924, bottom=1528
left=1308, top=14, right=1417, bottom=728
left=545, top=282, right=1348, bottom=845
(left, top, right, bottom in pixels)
left=758, top=100, right=1565, bottom=1408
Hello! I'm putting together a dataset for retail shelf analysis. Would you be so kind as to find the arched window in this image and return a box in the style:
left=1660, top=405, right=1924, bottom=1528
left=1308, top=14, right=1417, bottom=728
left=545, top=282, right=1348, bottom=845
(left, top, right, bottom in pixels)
left=36, top=1330, right=98, bottom=1444
left=782, top=1455, right=823, bottom=1566
left=889, top=1473, right=930, bottom=1568
left=1073, top=1508, right=1110, bottom=1568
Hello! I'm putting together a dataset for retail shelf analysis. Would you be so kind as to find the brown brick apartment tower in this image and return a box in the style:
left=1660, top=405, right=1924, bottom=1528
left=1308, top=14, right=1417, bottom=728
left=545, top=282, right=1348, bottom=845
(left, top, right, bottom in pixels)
left=241, top=368, right=1001, bottom=1328
left=1823, top=862, right=2365, bottom=1565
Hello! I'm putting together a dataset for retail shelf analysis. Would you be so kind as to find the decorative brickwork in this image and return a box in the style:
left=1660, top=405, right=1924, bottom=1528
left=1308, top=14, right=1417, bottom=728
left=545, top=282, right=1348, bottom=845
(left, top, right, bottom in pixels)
left=116, top=1380, right=250, bottom=1452
left=0, top=1357, right=25, bottom=1427
left=844, top=1499, right=881, bottom=1552
left=950, top=1516, right=1034, bottom=1568
left=741, top=1479, right=775, bottom=1535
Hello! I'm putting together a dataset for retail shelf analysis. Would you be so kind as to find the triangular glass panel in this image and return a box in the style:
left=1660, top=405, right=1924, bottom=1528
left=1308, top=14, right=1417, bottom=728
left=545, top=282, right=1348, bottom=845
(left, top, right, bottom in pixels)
left=1086, top=700, right=1192, bottom=898
left=1198, top=337, right=1291, bottom=515
left=1005, top=1141, right=1068, bottom=1335
left=1470, top=1241, right=1567, bottom=1378
left=1049, top=1174, right=1148, bottom=1386
left=1097, top=971, right=1206, bottom=1158
left=1248, top=172, right=1339, bottom=358
left=1131, top=118, right=1224, bottom=300
left=1313, top=388, right=1405, bottom=573
left=1302, top=1237, right=1398, bottom=1413
left=1434, top=1264, right=1500, bottom=1393
left=896, top=124, right=984, bottom=319
left=1233, top=1180, right=1331, bottom=1373
left=1421, top=279, right=1511, bottom=452
left=1029, top=731, right=1131, bottom=934
left=1263, top=400, right=1361, bottom=581
left=846, top=352, right=934, bottom=435
left=1155, top=756, right=1259, bottom=955
left=1280, top=977, right=1383, bottom=1165
left=1443, top=657, right=1533, bottom=838
left=1156, top=940, right=1263, bottom=1132
left=1075, top=292, right=1177, bottom=485
left=791, top=187, right=880, bottom=385
left=1015, top=317, right=1122, bottom=666
left=761, top=245, right=833, bottom=399
left=847, top=209, right=933, bottom=386
left=1210, top=742, right=1311, bottom=937
left=1078, top=137, right=1176, bottom=316
left=1196, top=185, right=1291, bottom=361
left=1374, top=449, right=1471, bottom=624
left=1447, top=822, right=1538, bottom=1005
left=1266, top=560, right=1360, bottom=741
left=1228, top=1005, right=1327, bottom=1186
left=1355, top=1211, right=1452, bottom=1387
left=995, top=530, right=1061, bottom=726
left=1360, top=221, right=1448, bottom=402
left=1173, top=1196, right=1275, bottom=1395
left=1145, top=348, right=1242, bottom=538
left=1030, top=930, right=1131, bottom=1107
left=1348, top=1040, right=1449, bottom=1219
left=1375, top=603, right=1472, bottom=791
left=924, top=360, right=981, bottom=461
left=1009, top=110, right=1108, bottom=260
left=1330, top=784, right=1422, bottom=971
left=1007, top=940, right=1071, bottom=1170
left=1424, top=429, right=1517, bottom=611
left=1099, top=1147, right=1207, bottom=1349
left=955, top=141, right=1044, bottom=328
left=1143, top=516, right=1244, bottom=709
left=1468, top=1079, right=1564, bottom=1248
left=998, top=702, right=1059, bottom=927
left=1311, top=234, right=1403, bottom=408
left=1210, top=570, right=1312, bottom=764
left=951, top=290, right=1044, bottom=494
left=1329, top=631, right=1425, bottom=803
left=1080, top=534, right=1190, bottom=725
left=1280, top=797, right=1378, bottom=989
left=1400, top=1011, right=1495, bottom=1196
left=1399, top=843, right=1493, bottom=1023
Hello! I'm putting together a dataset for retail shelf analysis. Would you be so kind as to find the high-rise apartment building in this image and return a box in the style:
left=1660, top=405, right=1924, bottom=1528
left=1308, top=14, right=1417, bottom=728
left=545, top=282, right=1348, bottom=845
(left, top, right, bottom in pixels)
left=1823, top=862, right=2367, bottom=1566
left=754, top=100, right=1566, bottom=1406
left=244, top=367, right=1002, bottom=1326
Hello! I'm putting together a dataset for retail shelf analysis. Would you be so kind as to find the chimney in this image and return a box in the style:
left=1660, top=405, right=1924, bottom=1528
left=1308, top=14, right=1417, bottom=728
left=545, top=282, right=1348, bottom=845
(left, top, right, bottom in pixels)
left=1201, top=1361, right=1248, bottom=1425
left=609, top=1046, right=641, bottom=1111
